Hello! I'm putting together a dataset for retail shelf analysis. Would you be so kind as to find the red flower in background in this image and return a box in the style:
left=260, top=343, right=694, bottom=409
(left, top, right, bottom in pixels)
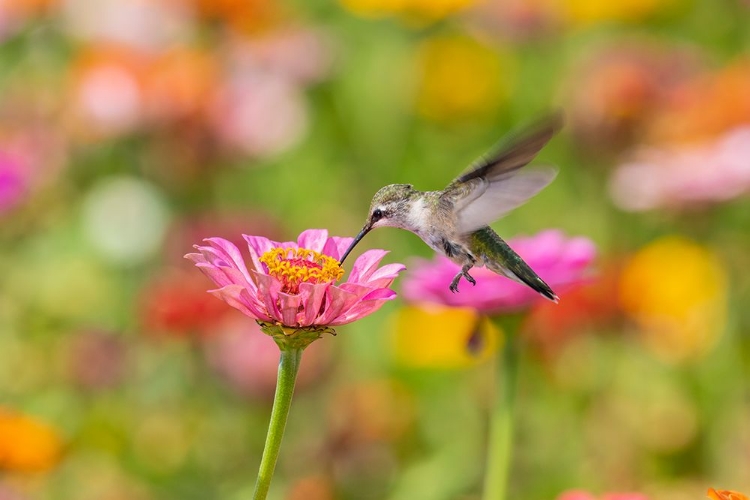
left=139, top=269, right=234, bottom=338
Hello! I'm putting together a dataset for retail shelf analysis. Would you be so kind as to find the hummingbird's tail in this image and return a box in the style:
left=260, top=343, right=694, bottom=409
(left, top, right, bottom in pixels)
left=489, top=260, right=560, bottom=303
left=472, top=229, right=559, bottom=303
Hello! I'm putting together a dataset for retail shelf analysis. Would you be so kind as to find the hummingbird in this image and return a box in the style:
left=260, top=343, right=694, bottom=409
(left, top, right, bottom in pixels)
left=338, top=114, right=563, bottom=302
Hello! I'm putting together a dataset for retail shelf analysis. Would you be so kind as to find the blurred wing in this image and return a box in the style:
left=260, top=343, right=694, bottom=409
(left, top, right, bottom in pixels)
left=448, top=113, right=562, bottom=187
left=453, top=167, right=558, bottom=233
left=441, top=113, right=562, bottom=233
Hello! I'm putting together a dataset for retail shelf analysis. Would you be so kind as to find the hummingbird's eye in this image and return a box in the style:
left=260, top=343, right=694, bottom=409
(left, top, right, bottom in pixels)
left=372, top=209, right=383, bottom=221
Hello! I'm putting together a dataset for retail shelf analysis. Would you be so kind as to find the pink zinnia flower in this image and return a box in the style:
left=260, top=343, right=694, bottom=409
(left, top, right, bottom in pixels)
left=185, top=229, right=405, bottom=330
left=402, top=230, right=596, bottom=314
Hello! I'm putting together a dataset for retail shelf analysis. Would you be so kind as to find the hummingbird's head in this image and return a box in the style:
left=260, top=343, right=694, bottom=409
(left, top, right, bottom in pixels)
left=339, top=183, right=416, bottom=264
left=367, top=183, right=416, bottom=230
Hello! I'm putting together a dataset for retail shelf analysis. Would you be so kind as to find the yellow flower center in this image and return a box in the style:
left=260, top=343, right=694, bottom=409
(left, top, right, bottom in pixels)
left=259, top=247, right=344, bottom=294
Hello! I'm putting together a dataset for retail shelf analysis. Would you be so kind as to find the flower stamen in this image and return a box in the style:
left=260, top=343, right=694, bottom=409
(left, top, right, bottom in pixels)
left=260, top=247, right=344, bottom=294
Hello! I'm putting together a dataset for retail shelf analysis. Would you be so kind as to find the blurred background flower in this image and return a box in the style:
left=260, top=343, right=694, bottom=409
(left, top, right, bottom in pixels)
left=340, top=0, right=476, bottom=24
left=618, top=236, right=727, bottom=363
left=402, top=230, right=596, bottom=313
left=206, top=317, right=333, bottom=399
left=65, top=329, right=128, bottom=391
left=564, top=40, right=703, bottom=154
left=0, top=152, right=27, bottom=214
left=708, top=489, right=750, bottom=500
left=0, top=410, right=63, bottom=473
left=610, top=126, right=750, bottom=211
left=389, top=304, right=500, bottom=368
left=415, top=34, right=512, bottom=124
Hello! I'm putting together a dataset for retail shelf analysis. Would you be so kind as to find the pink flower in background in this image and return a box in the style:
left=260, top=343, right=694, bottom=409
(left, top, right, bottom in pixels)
left=0, top=153, right=27, bottom=213
left=69, top=46, right=147, bottom=138
left=66, top=329, right=128, bottom=391
left=226, top=28, right=334, bottom=85
left=209, top=70, right=309, bottom=158
left=186, top=229, right=405, bottom=328
left=402, top=230, right=596, bottom=314
left=206, top=317, right=332, bottom=399
left=0, top=484, right=26, bottom=500
left=557, top=491, right=649, bottom=500
left=61, top=0, right=193, bottom=51
left=610, top=126, right=750, bottom=211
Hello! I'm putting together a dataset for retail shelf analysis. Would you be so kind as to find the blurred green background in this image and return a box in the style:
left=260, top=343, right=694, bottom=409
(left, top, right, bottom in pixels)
left=0, top=0, right=749, bottom=499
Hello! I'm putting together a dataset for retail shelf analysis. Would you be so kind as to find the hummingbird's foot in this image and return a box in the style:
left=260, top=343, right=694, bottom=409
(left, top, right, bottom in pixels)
left=449, top=265, right=476, bottom=293
left=449, top=273, right=461, bottom=293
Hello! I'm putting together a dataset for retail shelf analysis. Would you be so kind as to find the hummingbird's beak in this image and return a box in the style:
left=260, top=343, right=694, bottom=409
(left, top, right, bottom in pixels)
left=339, top=223, right=372, bottom=265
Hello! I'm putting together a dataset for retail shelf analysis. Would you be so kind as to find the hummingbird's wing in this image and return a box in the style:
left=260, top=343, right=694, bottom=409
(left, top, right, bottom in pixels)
left=442, top=114, right=562, bottom=233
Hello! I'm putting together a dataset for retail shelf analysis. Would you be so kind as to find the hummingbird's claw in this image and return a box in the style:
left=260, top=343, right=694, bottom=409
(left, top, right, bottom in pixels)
left=449, top=265, right=476, bottom=293
left=449, top=273, right=462, bottom=293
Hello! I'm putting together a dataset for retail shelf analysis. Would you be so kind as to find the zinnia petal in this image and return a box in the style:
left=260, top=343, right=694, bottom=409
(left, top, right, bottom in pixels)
left=317, top=285, right=360, bottom=324
left=243, top=235, right=276, bottom=272
left=204, top=237, right=253, bottom=283
left=326, top=236, right=355, bottom=260
left=349, top=249, right=389, bottom=282
left=329, top=288, right=397, bottom=325
left=209, top=284, right=270, bottom=321
left=252, top=271, right=284, bottom=323
left=365, top=263, right=408, bottom=288
left=296, top=228, right=329, bottom=253
left=278, top=292, right=304, bottom=326
left=297, top=282, right=330, bottom=326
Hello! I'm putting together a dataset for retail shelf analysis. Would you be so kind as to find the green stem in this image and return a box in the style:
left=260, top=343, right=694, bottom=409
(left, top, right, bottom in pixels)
left=252, top=346, right=303, bottom=500
left=482, top=325, right=519, bottom=500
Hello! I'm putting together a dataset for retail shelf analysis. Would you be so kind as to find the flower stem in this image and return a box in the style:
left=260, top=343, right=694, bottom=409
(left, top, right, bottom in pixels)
left=482, top=324, right=519, bottom=500
left=252, top=346, right=303, bottom=500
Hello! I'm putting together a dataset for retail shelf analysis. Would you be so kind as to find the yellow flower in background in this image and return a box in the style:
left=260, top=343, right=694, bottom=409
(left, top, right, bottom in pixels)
left=618, top=236, right=728, bottom=363
left=563, top=0, right=679, bottom=25
left=340, top=0, right=476, bottom=23
left=390, top=304, right=500, bottom=368
left=416, top=35, right=511, bottom=123
left=0, top=409, right=63, bottom=472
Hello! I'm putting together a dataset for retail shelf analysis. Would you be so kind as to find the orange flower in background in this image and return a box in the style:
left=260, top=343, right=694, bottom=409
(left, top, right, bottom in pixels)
left=194, top=0, right=281, bottom=34
left=618, top=236, right=727, bottom=363
left=647, top=59, right=750, bottom=145
left=708, top=489, right=750, bottom=500
left=144, top=47, right=219, bottom=122
left=0, top=410, right=63, bottom=472
left=286, top=474, right=336, bottom=500
left=416, top=34, right=511, bottom=123
left=0, top=0, right=56, bottom=38
left=564, top=41, right=703, bottom=152
left=390, top=304, right=500, bottom=369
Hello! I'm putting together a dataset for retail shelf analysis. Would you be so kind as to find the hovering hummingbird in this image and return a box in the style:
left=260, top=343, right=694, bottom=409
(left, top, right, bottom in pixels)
left=338, top=114, right=563, bottom=302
